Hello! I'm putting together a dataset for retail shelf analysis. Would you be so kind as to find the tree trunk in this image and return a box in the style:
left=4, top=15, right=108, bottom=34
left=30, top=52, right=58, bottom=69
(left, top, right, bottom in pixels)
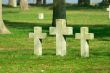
left=36, top=0, right=42, bottom=5
left=52, top=0, right=66, bottom=26
left=8, top=0, right=17, bottom=7
left=78, top=0, right=83, bottom=5
left=17, top=0, right=20, bottom=5
left=20, top=0, right=29, bottom=11
left=43, top=0, right=46, bottom=5
left=85, top=0, right=90, bottom=5
left=0, top=0, right=10, bottom=34
left=78, top=0, right=90, bottom=6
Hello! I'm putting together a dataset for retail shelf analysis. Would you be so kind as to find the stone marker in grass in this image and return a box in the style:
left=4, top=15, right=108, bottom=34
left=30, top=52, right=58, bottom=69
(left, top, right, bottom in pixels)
left=49, top=19, right=73, bottom=56
left=107, top=5, right=110, bottom=19
left=75, top=27, right=94, bottom=57
left=38, top=13, right=44, bottom=20
left=29, top=27, right=47, bottom=56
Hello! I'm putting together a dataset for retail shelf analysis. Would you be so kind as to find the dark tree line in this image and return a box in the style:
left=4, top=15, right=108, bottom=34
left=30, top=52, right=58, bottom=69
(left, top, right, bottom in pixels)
left=17, top=0, right=110, bottom=6
left=78, top=0, right=90, bottom=6
left=101, top=0, right=110, bottom=5
left=78, top=0, right=110, bottom=6
left=17, top=0, right=46, bottom=5
left=36, top=0, right=46, bottom=5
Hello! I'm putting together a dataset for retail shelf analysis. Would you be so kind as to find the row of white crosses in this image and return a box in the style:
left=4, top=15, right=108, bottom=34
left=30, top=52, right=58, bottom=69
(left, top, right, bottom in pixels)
left=29, top=19, right=94, bottom=57
left=107, top=5, right=110, bottom=19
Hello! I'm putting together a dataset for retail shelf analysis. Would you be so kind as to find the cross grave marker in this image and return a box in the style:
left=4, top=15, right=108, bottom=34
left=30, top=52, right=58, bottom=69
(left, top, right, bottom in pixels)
left=107, top=5, right=110, bottom=19
left=75, top=27, right=94, bottom=57
left=29, top=27, right=47, bottom=56
left=38, top=13, right=44, bottom=20
left=49, top=19, right=73, bottom=56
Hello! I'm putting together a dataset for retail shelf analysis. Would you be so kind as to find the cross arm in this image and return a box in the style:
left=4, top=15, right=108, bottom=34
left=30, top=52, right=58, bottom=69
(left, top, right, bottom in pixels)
left=29, top=32, right=47, bottom=39
left=29, top=32, right=34, bottom=39
left=85, top=33, right=94, bottom=40
left=39, top=33, right=47, bottom=39
left=49, top=27, right=56, bottom=35
left=107, top=8, right=110, bottom=11
left=63, top=27, right=73, bottom=35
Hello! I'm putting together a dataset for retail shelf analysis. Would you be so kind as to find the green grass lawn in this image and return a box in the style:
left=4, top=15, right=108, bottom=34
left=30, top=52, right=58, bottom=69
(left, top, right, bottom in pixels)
left=0, top=5, right=110, bottom=73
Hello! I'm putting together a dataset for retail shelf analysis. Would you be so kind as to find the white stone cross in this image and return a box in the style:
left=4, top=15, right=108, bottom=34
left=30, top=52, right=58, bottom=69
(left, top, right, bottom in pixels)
left=107, top=5, right=110, bottom=19
left=75, top=27, right=94, bottom=57
left=29, top=27, right=47, bottom=56
left=49, top=19, right=73, bottom=56
left=38, top=13, right=44, bottom=20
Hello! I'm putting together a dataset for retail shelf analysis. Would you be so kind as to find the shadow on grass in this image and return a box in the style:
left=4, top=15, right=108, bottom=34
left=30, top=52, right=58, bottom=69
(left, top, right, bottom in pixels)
left=4, top=20, right=110, bottom=41
left=3, top=4, right=107, bottom=11
left=91, top=51, right=110, bottom=57
left=66, top=4, right=107, bottom=11
left=4, top=20, right=50, bottom=34
left=71, top=25, right=110, bottom=41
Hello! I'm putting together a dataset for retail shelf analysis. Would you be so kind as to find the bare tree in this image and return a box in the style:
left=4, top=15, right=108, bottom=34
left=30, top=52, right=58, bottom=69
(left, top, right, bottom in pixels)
left=36, top=0, right=42, bottom=5
left=78, top=0, right=90, bottom=5
left=8, top=0, right=17, bottom=7
left=0, top=0, right=10, bottom=34
left=20, top=0, right=29, bottom=10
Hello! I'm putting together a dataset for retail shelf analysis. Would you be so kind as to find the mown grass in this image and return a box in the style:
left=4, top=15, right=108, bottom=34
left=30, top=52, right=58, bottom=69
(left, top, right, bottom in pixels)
left=0, top=5, right=110, bottom=73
